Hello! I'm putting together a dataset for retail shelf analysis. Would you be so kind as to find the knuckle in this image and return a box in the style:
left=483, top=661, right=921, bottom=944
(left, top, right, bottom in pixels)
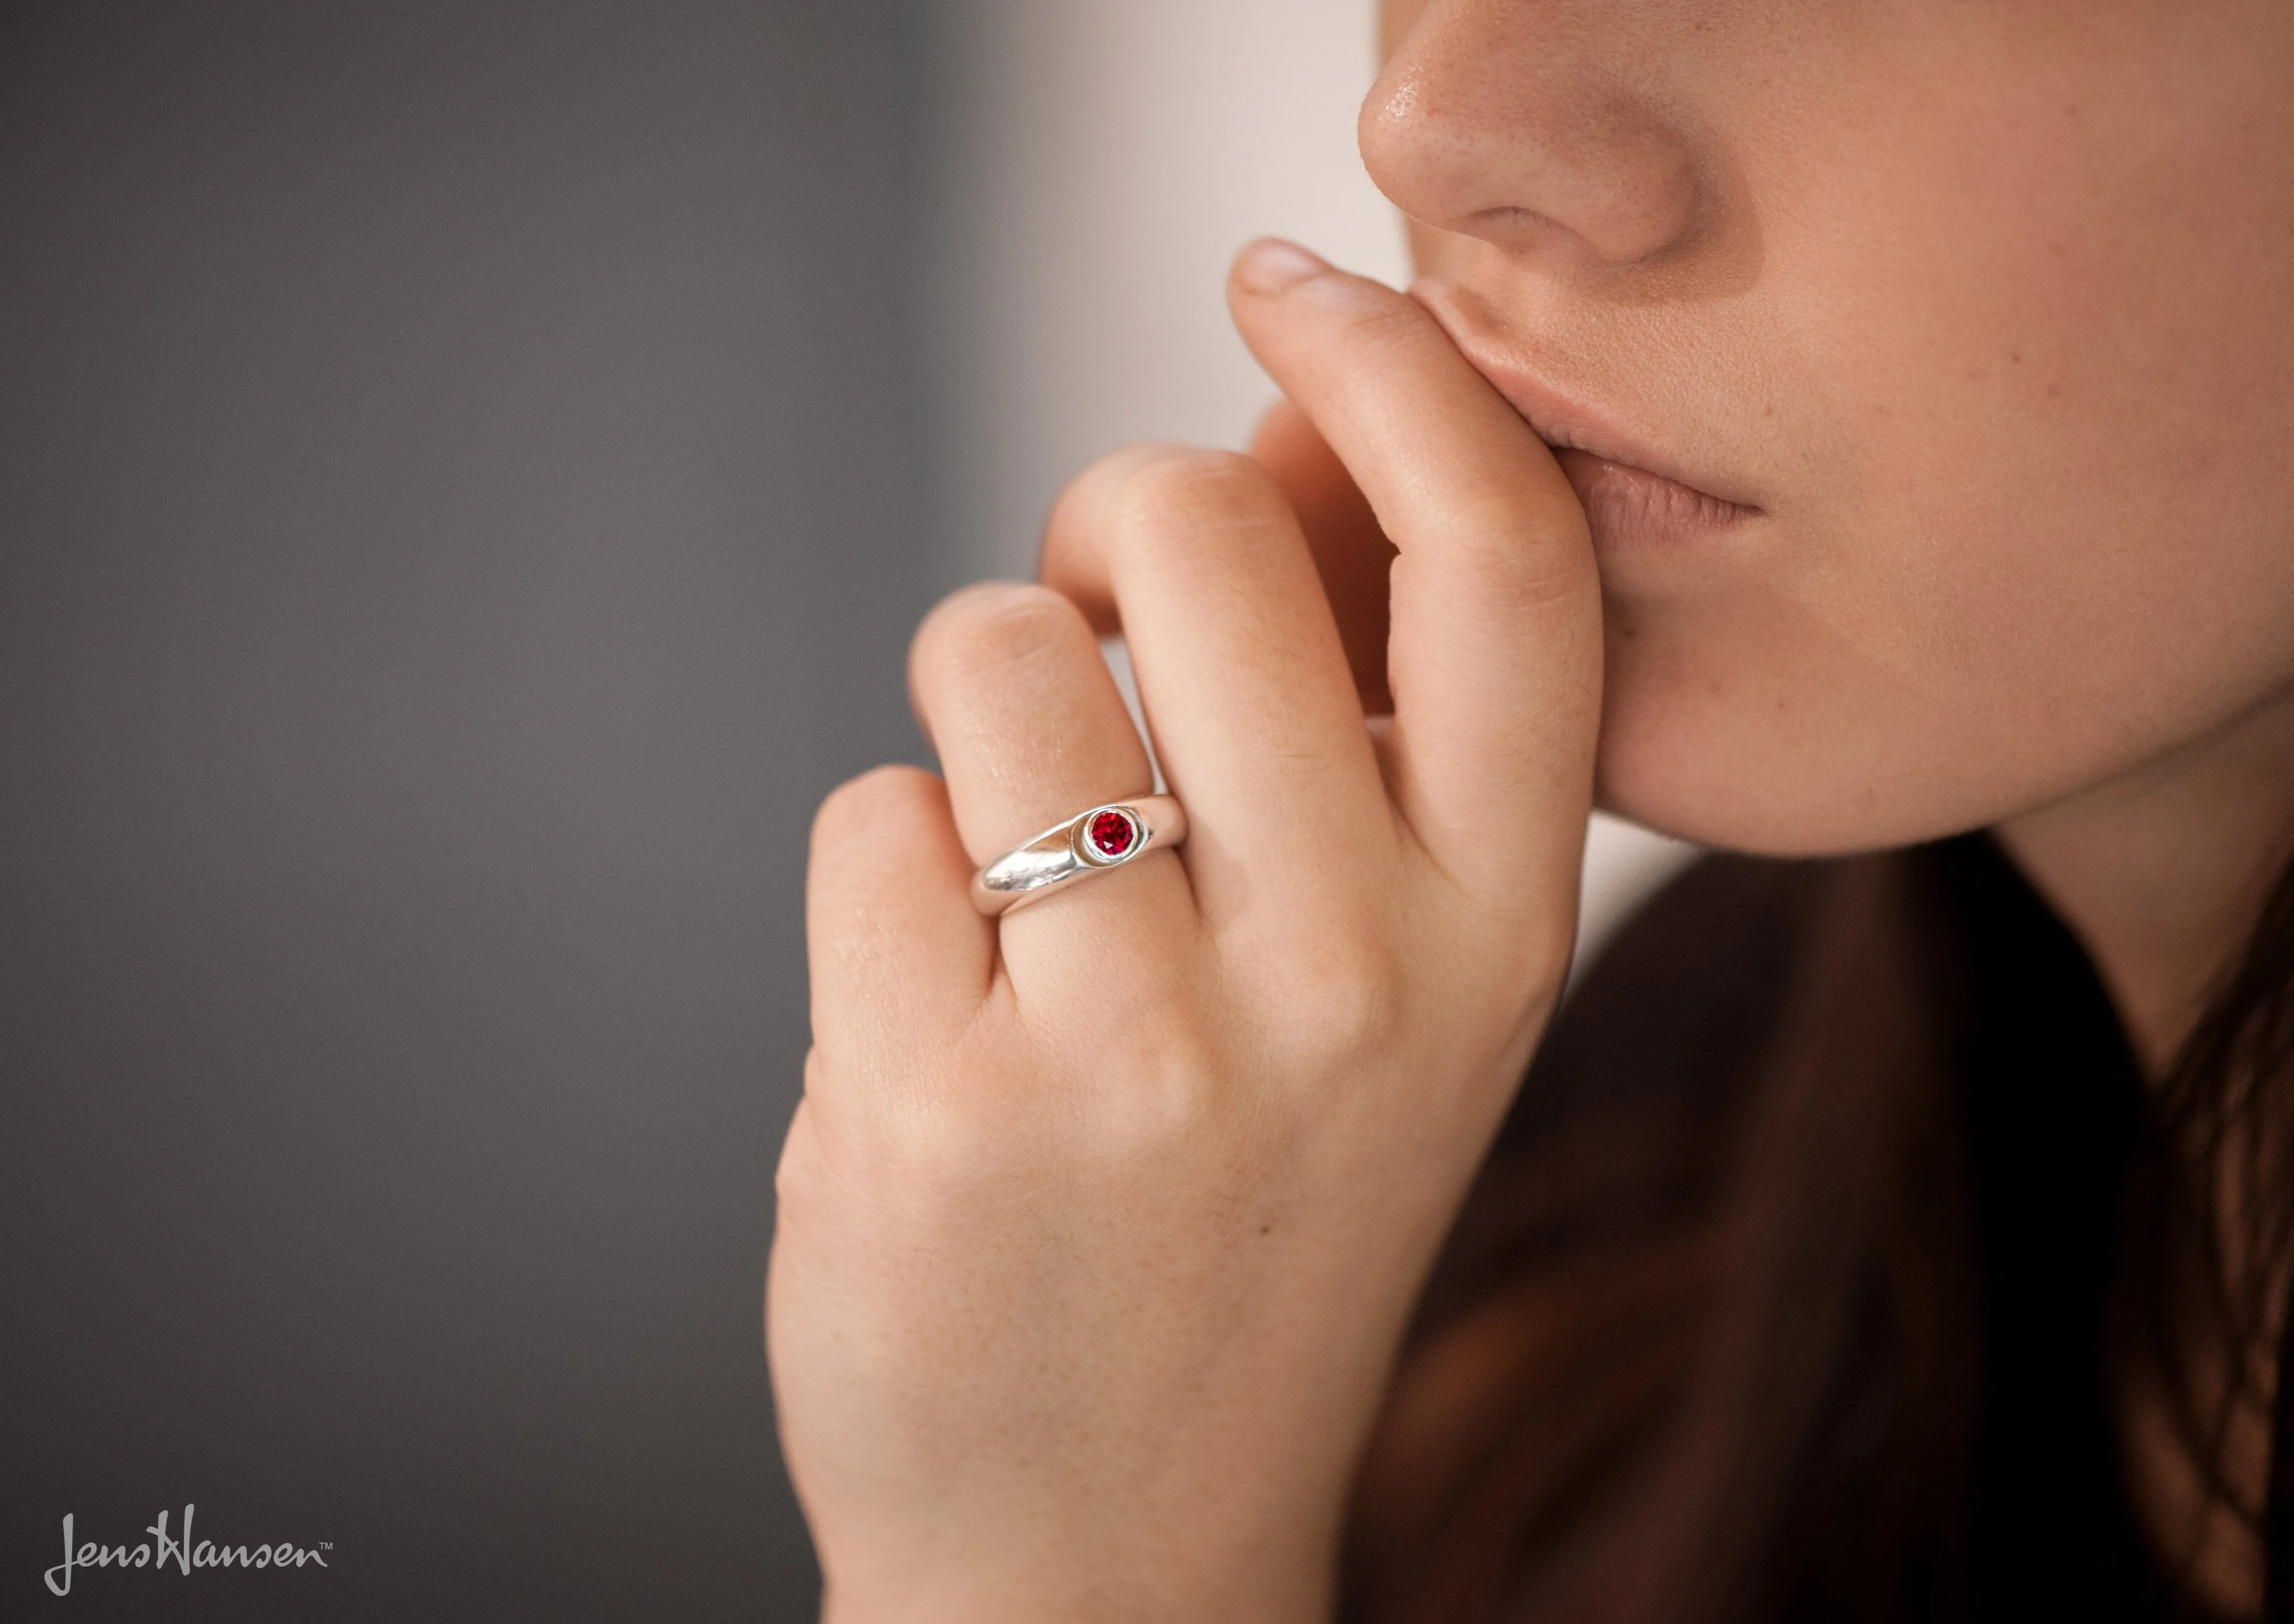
left=1045, top=442, right=1184, bottom=555
left=877, top=1095, right=1006, bottom=1189
left=1106, top=446, right=1290, bottom=553
left=1449, top=928, right=1569, bottom=1039
left=1515, top=914, right=1579, bottom=999
left=1335, top=285, right=1438, bottom=353
left=913, top=579, right=1083, bottom=687
left=1268, top=930, right=1409, bottom=1069
left=1080, top=1049, right=1228, bottom=1168
left=772, top=1085, right=844, bottom=1223
left=1271, top=268, right=1438, bottom=357
left=1438, top=906, right=1574, bottom=1037
left=1059, top=441, right=1187, bottom=508
left=1047, top=445, right=1302, bottom=598
left=942, top=1009, right=1238, bottom=1181
left=772, top=1126, right=823, bottom=1221
left=1429, top=491, right=1596, bottom=611
left=811, top=762, right=936, bottom=856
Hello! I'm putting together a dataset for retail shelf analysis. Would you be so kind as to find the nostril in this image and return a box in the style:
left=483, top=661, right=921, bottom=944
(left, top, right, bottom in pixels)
left=1467, top=146, right=1705, bottom=266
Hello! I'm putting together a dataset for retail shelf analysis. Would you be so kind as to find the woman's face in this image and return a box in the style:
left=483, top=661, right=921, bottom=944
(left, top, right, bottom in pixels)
left=1369, top=0, right=2294, bottom=855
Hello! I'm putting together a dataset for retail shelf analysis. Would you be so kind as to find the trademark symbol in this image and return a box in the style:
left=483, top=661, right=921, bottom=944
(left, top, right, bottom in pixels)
left=320, top=1543, right=333, bottom=1551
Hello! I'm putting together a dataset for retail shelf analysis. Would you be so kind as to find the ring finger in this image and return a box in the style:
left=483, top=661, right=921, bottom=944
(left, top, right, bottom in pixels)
left=908, top=581, right=1198, bottom=984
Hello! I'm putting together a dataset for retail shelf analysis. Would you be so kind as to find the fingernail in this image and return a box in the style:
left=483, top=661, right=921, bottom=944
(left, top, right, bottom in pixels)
left=1235, top=238, right=1329, bottom=296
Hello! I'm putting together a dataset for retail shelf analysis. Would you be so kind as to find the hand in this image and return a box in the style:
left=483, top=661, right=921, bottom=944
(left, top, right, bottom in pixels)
left=768, top=240, right=1602, bottom=1624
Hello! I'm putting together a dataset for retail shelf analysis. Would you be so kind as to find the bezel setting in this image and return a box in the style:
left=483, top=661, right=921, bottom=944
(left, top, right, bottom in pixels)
left=1074, top=805, right=1145, bottom=867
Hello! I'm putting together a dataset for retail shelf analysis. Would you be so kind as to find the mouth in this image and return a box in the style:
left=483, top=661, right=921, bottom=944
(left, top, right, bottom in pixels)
left=1411, top=277, right=1763, bottom=549
left=1547, top=445, right=1758, bottom=552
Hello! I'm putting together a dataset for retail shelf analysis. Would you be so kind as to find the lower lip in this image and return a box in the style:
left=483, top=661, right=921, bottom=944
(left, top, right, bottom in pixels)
left=1553, top=448, right=1757, bottom=551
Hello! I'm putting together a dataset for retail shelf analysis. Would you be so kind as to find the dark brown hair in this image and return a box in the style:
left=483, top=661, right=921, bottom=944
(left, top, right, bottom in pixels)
left=1343, top=834, right=2294, bottom=1624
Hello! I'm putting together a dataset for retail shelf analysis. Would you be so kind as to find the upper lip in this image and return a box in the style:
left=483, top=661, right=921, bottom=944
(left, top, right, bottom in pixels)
left=1413, top=277, right=1764, bottom=514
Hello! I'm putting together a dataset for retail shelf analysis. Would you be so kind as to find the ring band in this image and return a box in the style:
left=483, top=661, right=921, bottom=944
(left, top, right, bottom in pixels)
left=970, top=796, right=1187, bottom=917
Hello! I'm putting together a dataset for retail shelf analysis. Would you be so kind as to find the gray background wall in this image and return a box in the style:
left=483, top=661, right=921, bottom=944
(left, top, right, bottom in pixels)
left=2, top=2, right=932, bottom=1616
left=1, top=3, right=1699, bottom=1618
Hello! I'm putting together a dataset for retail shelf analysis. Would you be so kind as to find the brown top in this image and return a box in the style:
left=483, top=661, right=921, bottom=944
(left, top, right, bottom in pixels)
left=1346, top=838, right=2188, bottom=1624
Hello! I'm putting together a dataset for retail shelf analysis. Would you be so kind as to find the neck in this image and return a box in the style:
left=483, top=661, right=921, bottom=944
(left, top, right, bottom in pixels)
left=1996, top=690, right=2294, bottom=1078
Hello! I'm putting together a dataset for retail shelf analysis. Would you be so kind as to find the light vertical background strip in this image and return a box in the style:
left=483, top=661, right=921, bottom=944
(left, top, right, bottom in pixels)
left=921, top=0, right=1696, bottom=964
left=919, top=0, right=1409, bottom=581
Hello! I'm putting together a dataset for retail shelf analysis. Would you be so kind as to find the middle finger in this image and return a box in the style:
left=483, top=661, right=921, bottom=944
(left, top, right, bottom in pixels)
left=1039, top=445, right=1395, bottom=929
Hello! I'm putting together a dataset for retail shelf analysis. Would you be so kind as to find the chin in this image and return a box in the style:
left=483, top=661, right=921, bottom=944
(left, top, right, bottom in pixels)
left=1589, top=626, right=2008, bottom=862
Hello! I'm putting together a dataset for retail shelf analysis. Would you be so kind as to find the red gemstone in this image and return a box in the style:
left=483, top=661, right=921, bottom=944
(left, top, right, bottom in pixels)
left=1086, top=809, right=1138, bottom=860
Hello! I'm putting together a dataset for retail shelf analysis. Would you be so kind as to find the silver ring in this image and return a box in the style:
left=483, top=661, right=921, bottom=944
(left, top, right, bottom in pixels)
left=970, top=796, right=1187, bottom=916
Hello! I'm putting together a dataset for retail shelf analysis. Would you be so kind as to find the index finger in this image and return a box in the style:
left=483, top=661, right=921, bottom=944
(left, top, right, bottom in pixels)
left=1248, top=399, right=1397, bottom=716
left=1227, top=240, right=1601, bottom=917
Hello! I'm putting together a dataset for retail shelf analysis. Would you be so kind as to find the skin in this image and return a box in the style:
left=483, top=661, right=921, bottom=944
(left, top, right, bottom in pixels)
left=773, top=1, right=2294, bottom=1618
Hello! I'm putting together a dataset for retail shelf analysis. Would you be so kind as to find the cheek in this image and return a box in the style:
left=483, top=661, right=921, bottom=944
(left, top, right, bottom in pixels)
left=1596, top=489, right=2294, bottom=856
left=1596, top=15, right=2294, bottom=854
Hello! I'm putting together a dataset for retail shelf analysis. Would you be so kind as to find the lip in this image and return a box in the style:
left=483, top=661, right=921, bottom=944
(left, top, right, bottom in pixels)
left=1549, top=447, right=1755, bottom=552
left=1412, top=277, right=1764, bottom=548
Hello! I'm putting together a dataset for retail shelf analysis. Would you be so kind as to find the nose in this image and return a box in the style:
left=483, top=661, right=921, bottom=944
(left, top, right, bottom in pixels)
left=1361, top=0, right=1706, bottom=269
